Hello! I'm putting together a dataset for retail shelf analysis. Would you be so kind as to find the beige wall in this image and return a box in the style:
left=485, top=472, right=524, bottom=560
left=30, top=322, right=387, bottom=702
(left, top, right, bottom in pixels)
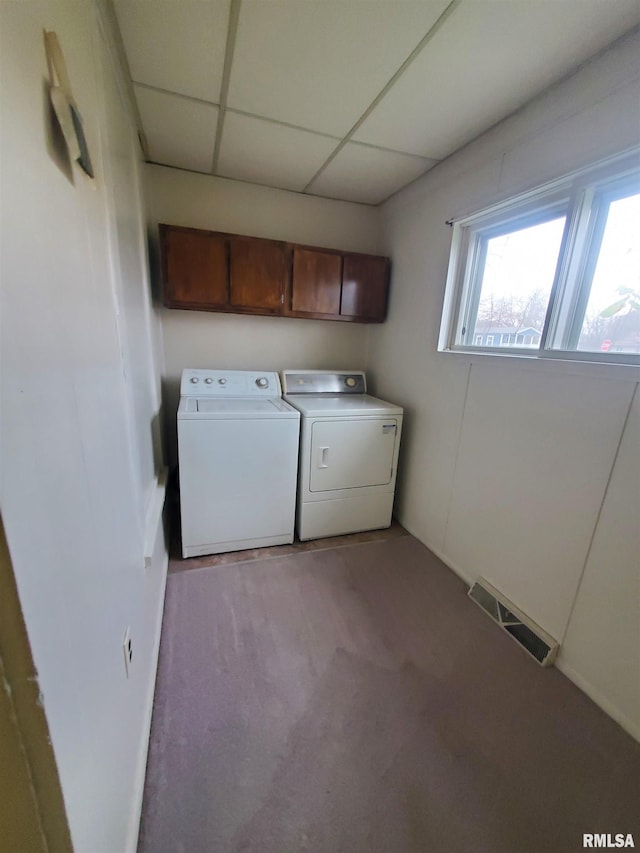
left=145, top=164, right=383, bottom=464
left=0, top=1, right=167, bottom=849
left=370, top=29, right=640, bottom=739
left=559, top=387, right=639, bottom=738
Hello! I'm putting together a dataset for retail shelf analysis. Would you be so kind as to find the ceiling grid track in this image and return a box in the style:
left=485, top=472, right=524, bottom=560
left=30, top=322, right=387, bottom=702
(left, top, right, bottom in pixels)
left=302, top=0, right=461, bottom=194
left=225, top=107, right=342, bottom=141
left=211, top=0, right=242, bottom=174
left=135, top=81, right=220, bottom=109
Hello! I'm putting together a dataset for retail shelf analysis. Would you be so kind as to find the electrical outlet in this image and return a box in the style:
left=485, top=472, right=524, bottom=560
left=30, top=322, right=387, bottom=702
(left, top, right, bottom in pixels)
left=123, top=627, right=133, bottom=679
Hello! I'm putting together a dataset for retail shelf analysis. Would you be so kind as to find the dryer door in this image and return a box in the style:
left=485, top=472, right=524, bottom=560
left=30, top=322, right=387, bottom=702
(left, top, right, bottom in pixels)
left=309, top=418, right=398, bottom=492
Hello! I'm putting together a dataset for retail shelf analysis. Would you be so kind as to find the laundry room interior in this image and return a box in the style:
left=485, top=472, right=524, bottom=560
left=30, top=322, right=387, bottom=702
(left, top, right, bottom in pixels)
left=1, top=2, right=639, bottom=852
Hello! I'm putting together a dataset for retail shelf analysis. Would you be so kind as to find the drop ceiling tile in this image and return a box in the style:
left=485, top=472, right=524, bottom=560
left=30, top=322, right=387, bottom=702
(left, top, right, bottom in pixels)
left=135, top=85, right=218, bottom=173
left=308, top=143, right=437, bottom=206
left=114, top=0, right=230, bottom=103
left=217, top=112, right=339, bottom=193
left=227, top=0, right=451, bottom=137
left=354, top=0, right=640, bottom=159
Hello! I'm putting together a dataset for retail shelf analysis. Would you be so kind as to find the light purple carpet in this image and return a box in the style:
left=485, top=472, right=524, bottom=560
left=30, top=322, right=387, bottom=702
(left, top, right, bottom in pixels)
left=138, top=535, right=640, bottom=852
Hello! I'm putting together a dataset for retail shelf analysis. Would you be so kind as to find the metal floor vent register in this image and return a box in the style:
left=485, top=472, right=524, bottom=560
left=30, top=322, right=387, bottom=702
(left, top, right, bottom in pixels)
left=468, top=578, right=559, bottom=666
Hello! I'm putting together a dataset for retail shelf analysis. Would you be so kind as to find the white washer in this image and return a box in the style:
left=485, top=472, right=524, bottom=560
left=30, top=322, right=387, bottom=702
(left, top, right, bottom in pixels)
left=282, top=370, right=403, bottom=541
left=178, top=369, right=300, bottom=558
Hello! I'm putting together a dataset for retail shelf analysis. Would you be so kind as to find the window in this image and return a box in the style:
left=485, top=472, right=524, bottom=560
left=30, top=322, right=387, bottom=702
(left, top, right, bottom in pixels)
left=439, top=150, right=640, bottom=365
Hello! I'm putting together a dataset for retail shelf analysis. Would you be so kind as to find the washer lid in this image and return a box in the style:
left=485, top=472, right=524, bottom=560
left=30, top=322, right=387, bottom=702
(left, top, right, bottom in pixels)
left=283, top=393, right=402, bottom=418
left=178, top=396, right=300, bottom=419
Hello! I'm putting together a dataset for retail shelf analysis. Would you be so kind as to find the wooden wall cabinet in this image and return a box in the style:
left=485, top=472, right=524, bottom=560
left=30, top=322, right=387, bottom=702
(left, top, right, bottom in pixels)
left=291, top=247, right=342, bottom=317
left=160, top=224, right=390, bottom=323
left=230, top=236, right=286, bottom=313
left=161, top=226, right=228, bottom=310
left=341, top=254, right=390, bottom=320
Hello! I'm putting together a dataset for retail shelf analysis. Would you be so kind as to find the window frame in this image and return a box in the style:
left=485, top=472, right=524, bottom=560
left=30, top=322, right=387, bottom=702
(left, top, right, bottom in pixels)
left=439, top=149, right=640, bottom=367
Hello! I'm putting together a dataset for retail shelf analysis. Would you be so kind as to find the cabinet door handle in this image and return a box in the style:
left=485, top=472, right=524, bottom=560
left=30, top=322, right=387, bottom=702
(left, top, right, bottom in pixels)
left=318, top=447, right=329, bottom=468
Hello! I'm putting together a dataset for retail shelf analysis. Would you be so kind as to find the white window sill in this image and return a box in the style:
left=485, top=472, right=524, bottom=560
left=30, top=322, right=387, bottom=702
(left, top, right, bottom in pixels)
left=439, top=346, right=640, bottom=382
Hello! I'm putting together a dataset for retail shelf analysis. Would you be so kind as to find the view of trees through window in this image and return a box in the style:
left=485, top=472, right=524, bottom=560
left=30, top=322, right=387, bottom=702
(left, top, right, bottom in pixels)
left=467, top=191, right=640, bottom=354
left=577, top=192, right=640, bottom=353
left=471, top=217, right=565, bottom=348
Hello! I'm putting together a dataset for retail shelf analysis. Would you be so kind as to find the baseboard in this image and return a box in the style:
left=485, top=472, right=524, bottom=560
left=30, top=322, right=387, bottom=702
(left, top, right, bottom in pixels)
left=398, top=522, right=473, bottom=587
left=556, top=656, right=640, bottom=744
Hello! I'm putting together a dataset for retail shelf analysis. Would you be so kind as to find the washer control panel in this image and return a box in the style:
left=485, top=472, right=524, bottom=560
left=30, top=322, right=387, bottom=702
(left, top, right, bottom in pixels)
left=281, top=370, right=367, bottom=395
left=180, top=369, right=281, bottom=397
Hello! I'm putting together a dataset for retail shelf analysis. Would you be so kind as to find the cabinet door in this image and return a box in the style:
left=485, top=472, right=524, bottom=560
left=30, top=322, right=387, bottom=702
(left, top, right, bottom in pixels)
left=341, top=254, right=390, bottom=321
left=230, top=236, right=286, bottom=311
left=162, top=226, right=228, bottom=308
left=292, top=248, right=342, bottom=316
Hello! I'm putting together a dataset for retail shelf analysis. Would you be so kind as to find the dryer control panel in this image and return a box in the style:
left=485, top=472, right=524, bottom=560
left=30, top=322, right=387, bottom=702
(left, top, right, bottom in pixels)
left=281, top=370, right=366, bottom=395
left=180, top=369, right=281, bottom=397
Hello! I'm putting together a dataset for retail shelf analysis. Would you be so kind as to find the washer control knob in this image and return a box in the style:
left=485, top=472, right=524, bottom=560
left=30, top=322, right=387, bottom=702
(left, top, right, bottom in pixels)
left=346, top=377, right=356, bottom=388
left=256, top=377, right=269, bottom=388
left=190, top=377, right=199, bottom=384
left=218, top=378, right=227, bottom=385
left=204, top=377, right=213, bottom=384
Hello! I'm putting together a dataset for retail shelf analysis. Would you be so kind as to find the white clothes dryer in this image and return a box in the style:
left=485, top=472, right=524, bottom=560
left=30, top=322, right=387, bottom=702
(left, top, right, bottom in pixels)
left=178, top=369, right=300, bottom=557
left=282, top=370, right=403, bottom=541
